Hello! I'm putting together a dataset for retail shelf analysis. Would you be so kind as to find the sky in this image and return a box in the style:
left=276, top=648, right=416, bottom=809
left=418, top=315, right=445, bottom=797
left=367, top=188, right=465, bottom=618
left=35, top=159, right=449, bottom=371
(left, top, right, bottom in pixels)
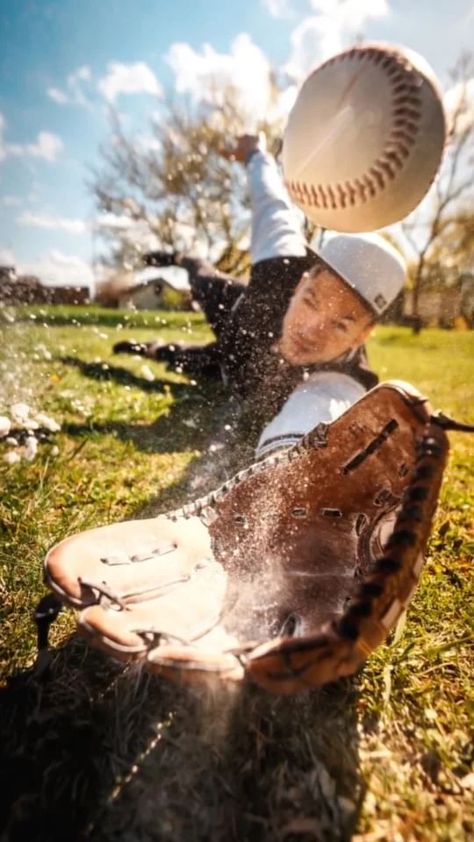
left=0, top=0, right=473, bottom=289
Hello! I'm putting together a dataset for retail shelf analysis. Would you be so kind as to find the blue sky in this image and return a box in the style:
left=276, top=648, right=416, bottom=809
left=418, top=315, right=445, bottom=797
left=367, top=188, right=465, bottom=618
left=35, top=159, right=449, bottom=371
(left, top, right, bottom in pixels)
left=0, top=0, right=473, bottom=288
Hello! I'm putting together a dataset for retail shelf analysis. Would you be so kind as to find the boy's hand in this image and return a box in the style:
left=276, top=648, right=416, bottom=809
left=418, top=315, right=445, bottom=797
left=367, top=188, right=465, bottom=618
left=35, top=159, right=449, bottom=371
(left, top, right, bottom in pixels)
left=220, top=133, right=267, bottom=164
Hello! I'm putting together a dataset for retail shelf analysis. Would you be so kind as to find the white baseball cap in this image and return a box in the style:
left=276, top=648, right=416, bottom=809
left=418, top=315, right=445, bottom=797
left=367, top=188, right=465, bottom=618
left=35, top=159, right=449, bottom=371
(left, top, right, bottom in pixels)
left=316, top=233, right=407, bottom=315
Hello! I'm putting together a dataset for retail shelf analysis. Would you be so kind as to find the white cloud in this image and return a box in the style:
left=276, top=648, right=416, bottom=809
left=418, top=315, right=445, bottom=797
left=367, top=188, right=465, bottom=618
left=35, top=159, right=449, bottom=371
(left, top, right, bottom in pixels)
left=166, top=34, right=281, bottom=126
left=0, top=114, right=63, bottom=163
left=47, top=87, right=69, bottom=105
left=2, top=195, right=23, bottom=207
left=262, top=0, right=294, bottom=17
left=74, top=65, right=92, bottom=82
left=0, top=112, right=6, bottom=160
left=310, top=0, right=389, bottom=34
left=49, top=62, right=162, bottom=109
left=1, top=246, right=93, bottom=288
left=19, top=249, right=94, bottom=288
left=21, top=132, right=63, bottom=162
left=47, top=65, right=93, bottom=107
left=17, top=212, right=87, bottom=235
left=94, top=212, right=136, bottom=230
left=94, top=214, right=159, bottom=254
left=286, top=0, right=390, bottom=79
left=97, top=62, right=162, bottom=103
left=0, top=247, right=15, bottom=265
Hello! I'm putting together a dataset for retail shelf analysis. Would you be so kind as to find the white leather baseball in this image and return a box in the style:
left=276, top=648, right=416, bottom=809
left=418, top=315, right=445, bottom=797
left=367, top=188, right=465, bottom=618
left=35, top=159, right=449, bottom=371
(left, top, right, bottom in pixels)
left=282, top=43, right=446, bottom=232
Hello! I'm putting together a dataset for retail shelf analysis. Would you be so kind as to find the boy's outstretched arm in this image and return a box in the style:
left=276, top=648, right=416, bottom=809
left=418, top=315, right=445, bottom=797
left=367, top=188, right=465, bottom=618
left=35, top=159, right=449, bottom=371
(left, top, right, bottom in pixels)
left=223, top=133, right=308, bottom=265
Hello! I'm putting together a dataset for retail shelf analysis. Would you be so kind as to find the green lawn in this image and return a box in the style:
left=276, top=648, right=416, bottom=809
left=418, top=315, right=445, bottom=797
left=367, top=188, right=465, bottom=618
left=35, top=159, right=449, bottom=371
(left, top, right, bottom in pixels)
left=0, top=306, right=472, bottom=841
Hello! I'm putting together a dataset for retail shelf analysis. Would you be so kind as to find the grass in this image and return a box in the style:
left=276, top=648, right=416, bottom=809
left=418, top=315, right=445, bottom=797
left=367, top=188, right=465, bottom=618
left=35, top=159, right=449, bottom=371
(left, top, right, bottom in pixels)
left=0, top=306, right=472, bottom=841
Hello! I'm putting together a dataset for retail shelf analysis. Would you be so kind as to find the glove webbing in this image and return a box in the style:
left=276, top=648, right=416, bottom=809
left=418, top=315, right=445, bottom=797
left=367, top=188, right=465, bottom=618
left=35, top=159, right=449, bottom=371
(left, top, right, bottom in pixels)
left=169, top=423, right=329, bottom=525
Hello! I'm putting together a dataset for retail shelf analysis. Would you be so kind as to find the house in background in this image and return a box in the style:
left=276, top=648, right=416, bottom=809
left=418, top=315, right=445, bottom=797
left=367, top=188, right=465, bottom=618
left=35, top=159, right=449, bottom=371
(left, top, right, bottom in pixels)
left=94, top=266, right=194, bottom=311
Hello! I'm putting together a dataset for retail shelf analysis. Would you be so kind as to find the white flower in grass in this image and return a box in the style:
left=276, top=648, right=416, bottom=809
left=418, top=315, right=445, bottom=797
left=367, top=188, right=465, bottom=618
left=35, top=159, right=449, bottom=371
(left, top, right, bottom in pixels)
left=35, top=413, right=61, bottom=432
left=140, top=364, right=155, bottom=382
left=24, top=436, right=38, bottom=461
left=36, top=344, right=52, bottom=361
left=0, top=416, right=11, bottom=438
left=4, top=451, right=21, bottom=465
left=10, top=402, right=30, bottom=424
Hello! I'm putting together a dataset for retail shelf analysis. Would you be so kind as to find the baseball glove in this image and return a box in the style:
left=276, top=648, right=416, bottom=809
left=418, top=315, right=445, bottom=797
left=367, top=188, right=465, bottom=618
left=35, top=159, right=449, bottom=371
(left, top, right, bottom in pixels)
left=42, top=381, right=466, bottom=694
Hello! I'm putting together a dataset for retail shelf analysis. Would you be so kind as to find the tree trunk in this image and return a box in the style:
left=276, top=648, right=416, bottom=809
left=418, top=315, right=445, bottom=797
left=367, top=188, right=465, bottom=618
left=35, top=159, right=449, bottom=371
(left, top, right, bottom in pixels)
left=411, top=255, right=426, bottom=334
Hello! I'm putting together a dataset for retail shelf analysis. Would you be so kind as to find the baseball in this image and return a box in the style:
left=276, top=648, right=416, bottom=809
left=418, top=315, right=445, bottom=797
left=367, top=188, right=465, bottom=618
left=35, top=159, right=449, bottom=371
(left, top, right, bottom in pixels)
left=282, top=43, right=446, bottom=232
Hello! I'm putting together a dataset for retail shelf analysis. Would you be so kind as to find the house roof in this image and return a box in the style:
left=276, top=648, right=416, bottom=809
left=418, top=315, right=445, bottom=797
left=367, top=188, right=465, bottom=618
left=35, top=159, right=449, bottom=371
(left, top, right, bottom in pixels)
left=133, top=265, right=190, bottom=291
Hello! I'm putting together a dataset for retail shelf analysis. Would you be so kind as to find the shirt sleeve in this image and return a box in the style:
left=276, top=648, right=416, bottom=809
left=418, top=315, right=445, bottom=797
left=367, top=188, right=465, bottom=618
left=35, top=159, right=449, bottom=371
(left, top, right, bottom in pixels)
left=246, top=151, right=308, bottom=265
left=255, top=371, right=366, bottom=459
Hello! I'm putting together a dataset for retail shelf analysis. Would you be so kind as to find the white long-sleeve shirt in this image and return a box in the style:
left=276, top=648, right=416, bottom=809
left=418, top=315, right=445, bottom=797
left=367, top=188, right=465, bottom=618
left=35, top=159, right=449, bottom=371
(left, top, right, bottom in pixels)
left=246, top=151, right=308, bottom=264
left=255, top=371, right=366, bottom=458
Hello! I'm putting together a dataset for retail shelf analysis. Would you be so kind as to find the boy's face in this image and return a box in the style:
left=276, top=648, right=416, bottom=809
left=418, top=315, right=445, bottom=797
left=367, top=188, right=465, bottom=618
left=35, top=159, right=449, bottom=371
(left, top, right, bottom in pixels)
left=279, top=268, right=375, bottom=366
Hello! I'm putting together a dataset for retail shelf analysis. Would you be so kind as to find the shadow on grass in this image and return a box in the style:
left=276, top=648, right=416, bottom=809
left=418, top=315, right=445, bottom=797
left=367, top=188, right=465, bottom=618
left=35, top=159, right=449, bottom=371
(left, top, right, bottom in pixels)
left=60, top=355, right=192, bottom=396
left=59, top=355, right=253, bottom=512
left=60, top=354, right=233, bottom=452
left=0, top=639, right=364, bottom=842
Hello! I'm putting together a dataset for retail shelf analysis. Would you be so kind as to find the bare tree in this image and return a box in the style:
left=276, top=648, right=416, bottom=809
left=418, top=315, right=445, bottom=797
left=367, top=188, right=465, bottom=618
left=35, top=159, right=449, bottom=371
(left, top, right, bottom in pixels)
left=398, top=52, right=474, bottom=329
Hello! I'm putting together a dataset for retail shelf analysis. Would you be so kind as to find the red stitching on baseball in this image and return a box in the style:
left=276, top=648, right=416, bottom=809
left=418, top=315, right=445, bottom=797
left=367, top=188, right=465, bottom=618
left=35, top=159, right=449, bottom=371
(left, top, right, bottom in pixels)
left=327, top=185, right=337, bottom=209
left=390, top=141, right=410, bottom=158
left=318, top=185, right=328, bottom=208
left=384, top=149, right=404, bottom=169
left=393, top=81, right=412, bottom=94
left=378, top=160, right=396, bottom=181
left=394, top=106, right=419, bottom=120
left=344, top=181, right=358, bottom=206
left=354, top=178, right=368, bottom=201
left=337, top=184, right=347, bottom=208
left=369, top=167, right=385, bottom=189
left=363, top=175, right=377, bottom=197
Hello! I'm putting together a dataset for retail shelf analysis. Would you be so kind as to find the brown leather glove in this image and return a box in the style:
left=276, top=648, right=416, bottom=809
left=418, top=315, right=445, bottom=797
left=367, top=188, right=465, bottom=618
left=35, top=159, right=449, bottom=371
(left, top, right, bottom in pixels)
left=43, top=382, right=455, bottom=693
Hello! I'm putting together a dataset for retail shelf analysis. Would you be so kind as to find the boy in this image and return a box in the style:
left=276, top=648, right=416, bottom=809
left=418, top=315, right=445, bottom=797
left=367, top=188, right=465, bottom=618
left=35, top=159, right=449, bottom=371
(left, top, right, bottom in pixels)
left=114, top=134, right=406, bottom=447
